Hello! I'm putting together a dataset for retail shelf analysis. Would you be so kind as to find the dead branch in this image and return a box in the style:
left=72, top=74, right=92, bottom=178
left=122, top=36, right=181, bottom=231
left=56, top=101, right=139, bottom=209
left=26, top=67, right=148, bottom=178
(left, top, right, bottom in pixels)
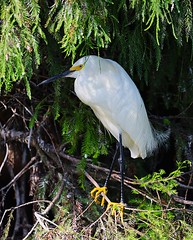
left=172, top=195, right=193, bottom=205
left=0, top=156, right=37, bottom=192
left=177, top=181, right=193, bottom=190
left=0, top=143, right=8, bottom=173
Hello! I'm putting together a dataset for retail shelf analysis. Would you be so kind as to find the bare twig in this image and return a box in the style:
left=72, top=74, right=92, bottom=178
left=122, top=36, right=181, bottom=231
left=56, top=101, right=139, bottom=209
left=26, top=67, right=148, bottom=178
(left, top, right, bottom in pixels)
left=34, top=212, right=59, bottom=229
left=22, top=221, right=38, bottom=240
left=172, top=195, right=193, bottom=205
left=0, top=200, right=51, bottom=227
left=0, top=143, right=8, bottom=173
left=0, top=157, right=37, bottom=192
left=84, top=171, right=110, bottom=204
left=177, top=181, right=193, bottom=190
left=42, top=176, right=66, bottom=215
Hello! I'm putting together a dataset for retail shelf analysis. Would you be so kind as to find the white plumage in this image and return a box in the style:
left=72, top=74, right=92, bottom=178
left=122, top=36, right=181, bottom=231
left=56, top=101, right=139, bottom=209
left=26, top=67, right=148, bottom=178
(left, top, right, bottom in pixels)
left=67, top=55, right=166, bottom=159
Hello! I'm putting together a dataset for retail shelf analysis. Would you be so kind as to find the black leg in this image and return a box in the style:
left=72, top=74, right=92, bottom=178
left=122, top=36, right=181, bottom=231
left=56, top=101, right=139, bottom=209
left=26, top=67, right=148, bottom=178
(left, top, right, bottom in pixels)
left=95, top=133, right=125, bottom=223
left=104, top=143, right=119, bottom=187
left=118, top=133, right=124, bottom=203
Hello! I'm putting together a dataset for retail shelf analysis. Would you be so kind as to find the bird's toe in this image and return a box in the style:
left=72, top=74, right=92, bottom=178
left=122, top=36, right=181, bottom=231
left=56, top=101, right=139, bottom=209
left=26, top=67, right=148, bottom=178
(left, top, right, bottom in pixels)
left=90, top=186, right=108, bottom=206
left=107, top=201, right=125, bottom=224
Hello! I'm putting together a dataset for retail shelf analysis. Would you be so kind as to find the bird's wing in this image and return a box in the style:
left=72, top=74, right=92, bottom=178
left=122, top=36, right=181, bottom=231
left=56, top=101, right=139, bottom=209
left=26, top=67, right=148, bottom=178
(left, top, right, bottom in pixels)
left=106, top=61, right=157, bottom=158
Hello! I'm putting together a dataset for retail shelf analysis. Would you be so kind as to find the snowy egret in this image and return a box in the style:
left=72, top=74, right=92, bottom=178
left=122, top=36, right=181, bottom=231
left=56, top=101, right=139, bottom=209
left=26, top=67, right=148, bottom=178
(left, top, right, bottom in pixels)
left=38, top=55, right=168, bottom=221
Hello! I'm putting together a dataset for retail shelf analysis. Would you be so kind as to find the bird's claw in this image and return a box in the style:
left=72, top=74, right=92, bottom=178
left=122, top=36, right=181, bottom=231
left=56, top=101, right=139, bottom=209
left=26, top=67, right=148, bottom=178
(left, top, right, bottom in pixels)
left=90, top=186, right=108, bottom=206
left=107, top=202, right=125, bottom=224
left=91, top=187, right=125, bottom=223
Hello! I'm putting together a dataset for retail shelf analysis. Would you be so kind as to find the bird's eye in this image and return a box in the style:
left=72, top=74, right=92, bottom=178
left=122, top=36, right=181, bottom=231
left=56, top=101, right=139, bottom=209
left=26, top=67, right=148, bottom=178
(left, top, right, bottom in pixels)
left=78, top=64, right=84, bottom=69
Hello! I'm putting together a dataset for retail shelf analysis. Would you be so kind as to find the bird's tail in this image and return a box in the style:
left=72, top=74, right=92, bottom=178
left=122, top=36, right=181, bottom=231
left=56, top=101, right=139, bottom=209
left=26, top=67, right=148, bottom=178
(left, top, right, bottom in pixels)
left=154, top=127, right=171, bottom=148
left=145, top=127, right=170, bottom=158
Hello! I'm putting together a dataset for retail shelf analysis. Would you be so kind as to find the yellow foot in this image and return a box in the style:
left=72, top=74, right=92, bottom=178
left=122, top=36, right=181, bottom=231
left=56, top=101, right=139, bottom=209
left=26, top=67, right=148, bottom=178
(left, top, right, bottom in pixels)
left=90, top=186, right=108, bottom=206
left=107, top=202, right=125, bottom=224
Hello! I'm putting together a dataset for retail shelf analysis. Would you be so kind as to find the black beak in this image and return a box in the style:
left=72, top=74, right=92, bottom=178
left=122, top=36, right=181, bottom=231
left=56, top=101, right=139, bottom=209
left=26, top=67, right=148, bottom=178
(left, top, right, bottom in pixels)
left=37, top=70, right=74, bottom=86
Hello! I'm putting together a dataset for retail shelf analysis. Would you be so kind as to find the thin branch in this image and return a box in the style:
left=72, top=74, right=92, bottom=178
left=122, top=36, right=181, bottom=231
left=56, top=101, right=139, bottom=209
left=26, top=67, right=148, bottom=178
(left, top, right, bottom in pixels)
left=0, top=143, right=8, bottom=173
left=34, top=212, right=59, bottom=229
left=22, top=221, right=38, bottom=240
left=172, top=195, right=193, bottom=205
left=0, top=157, right=37, bottom=192
left=42, top=176, right=66, bottom=215
left=84, top=171, right=110, bottom=204
left=0, top=200, right=51, bottom=227
left=177, top=181, right=193, bottom=190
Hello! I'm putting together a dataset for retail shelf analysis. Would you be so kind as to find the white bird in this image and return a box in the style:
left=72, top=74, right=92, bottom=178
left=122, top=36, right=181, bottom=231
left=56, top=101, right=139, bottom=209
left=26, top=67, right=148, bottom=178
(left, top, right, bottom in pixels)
left=38, top=55, right=168, bottom=220
left=39, top=55, right=166, bottom=159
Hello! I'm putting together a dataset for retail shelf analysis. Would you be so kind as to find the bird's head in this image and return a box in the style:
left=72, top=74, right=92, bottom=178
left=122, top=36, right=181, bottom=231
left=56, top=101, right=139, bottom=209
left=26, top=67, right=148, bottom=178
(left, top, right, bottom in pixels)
left=37, top=56, right=91, bottom=86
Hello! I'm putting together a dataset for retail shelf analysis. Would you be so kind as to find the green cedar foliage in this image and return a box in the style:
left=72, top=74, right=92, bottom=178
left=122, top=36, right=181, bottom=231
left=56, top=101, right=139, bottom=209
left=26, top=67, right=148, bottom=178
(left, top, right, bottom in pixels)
left=0, top=0, right=46, bottom=98
left=45, top=0, right=111, bottom=62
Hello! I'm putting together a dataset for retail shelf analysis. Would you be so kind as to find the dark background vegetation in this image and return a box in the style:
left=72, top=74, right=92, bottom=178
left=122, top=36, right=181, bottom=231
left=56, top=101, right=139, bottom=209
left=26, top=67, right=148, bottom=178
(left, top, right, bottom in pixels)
left=0, top=0, right=193, bottom=239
